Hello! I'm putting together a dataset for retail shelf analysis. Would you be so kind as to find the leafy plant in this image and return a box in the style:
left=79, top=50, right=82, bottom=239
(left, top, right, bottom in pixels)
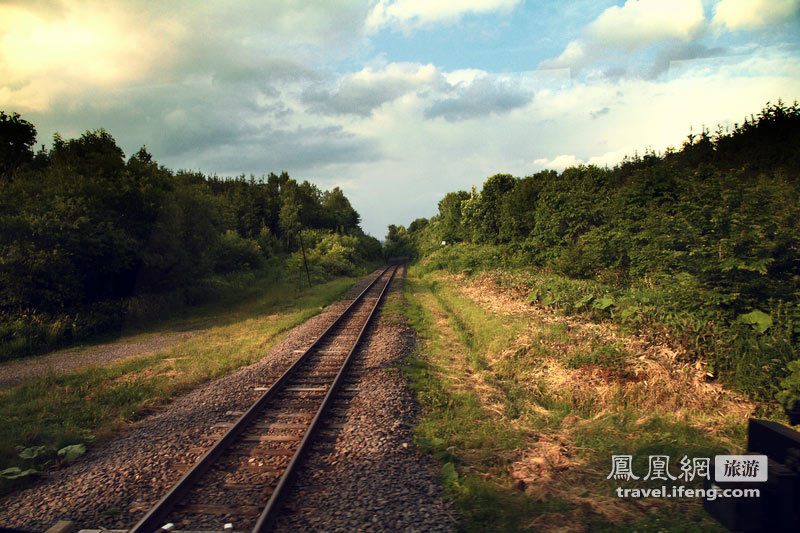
left=592, top=296, right=615, bottom=312
left=0, top=467, right=37, bottom=480
left=17, top=445, right=47, bottom=460
left=738, top=309, right=773, bottom=334
left=776, top=360, right=800, bottom=412
left=574, top=294, right=595, bottom=309
left=440, top=462, right=460, bottom=489
left=57, top=443, right=86, bottom=463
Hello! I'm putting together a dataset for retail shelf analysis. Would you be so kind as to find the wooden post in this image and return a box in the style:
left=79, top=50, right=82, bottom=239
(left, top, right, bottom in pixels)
left=298, top=230, right=312, bottom=287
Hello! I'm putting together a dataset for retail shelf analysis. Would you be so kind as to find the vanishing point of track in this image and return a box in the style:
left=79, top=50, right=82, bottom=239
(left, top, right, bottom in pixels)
left=130, top=265, right=400, bottom=533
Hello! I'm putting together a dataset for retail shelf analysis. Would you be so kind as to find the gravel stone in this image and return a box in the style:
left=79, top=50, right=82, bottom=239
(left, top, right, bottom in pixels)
left=0, top=266, right=455, bottom=532
left=273, top=265, right=454, bottom=532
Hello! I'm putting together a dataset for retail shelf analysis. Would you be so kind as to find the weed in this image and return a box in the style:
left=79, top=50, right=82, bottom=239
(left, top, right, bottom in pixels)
left=415, top=243, right=797, bottom=408
left=402, top=266, right=752, bottom=531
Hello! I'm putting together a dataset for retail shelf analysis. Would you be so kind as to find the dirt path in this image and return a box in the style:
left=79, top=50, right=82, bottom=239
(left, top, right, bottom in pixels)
left=0, top=331, right=198, bottom=390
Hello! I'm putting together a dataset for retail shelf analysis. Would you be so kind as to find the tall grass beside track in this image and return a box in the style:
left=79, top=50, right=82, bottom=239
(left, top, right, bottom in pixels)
left=0, top=272, right=362, bottom=496
left=402, top=264, right=757, bottom=531
left=420, top=243, right=798, bottom=409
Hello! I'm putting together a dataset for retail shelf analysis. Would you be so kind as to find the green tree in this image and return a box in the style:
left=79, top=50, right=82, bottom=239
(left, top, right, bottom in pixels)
left=437, top=190, right=470, bottom=243
left=463, top=174, right=516, bottom=243
left=0, top=112, right=375, bottom=356
left=498, top=171, right=551, bottom=242
left=50, top=129, right=125, bottom=180
left=322, top=187, right=360, bottom=233
left=0, top=111, right=37, bottom=183
left=531, top=166, right=611, bottom=261
left=408, top=217, right=429, bottom=234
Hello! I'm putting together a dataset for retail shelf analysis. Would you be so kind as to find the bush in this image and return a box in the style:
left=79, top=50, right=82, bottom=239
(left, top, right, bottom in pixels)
left=288, top=230, right=382, bottom=280
left=214, top=230, right=264, bottom=273
left=256, top=225, right=278, bottom=257
left=292, top=231, right=359, bottom=277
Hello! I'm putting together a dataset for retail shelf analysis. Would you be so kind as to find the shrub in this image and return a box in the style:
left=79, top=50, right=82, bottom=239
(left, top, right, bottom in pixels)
left=256, top=225, right=279, bottom=258
left=214, top=230, right=264, bottom=273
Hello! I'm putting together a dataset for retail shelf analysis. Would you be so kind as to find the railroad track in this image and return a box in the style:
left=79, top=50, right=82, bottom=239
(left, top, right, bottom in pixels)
left=130, top=265, right=399, bottom=532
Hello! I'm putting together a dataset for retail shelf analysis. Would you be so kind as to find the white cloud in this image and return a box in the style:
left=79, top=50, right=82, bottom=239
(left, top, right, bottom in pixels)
left=0, top=2, right=182, bottom=110
left=366, top=0, right=521, bottom=33
left=443, top=68, right=486, bottom=85
left=531, top=150, right=633, bottom=172
left=712, top=0, right=800, bottom=30
left=587, top=151, right=625, bottom=167
left=163, top=109, right=187, bottom=127
left=541, top=40, right=587, bottom=70
left=302, top=62, right=532, bottom=121
left=540, top=0, right=707, bottom=74
left=587, top=0, right=705, bottom=48
left=533, top=154, right=584, bottom=170
left=0, top=1, right=367, bottom=112
left=352, top=62, right=442, bottom=85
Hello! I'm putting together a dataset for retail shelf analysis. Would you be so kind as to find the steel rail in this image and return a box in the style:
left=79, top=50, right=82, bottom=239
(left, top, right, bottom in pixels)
left=130, top=265, right=393, bottom=533
left=253, top=263, right=398, bottom=532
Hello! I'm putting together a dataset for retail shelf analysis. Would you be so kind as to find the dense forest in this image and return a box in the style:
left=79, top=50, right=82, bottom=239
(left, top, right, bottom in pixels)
left=388, top=101, right=800, bottom=408
left=0, top=112, right=381, bottom=359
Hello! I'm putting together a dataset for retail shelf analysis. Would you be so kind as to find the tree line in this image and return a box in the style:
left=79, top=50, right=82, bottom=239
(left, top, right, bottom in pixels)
left=388, top=101, right=799, bottom=403
left=0, top=112, right=381, bottom=358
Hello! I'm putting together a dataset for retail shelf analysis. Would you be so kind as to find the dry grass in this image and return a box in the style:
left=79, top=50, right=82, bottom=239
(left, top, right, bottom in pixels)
left=455, top=271, right=752, bottom=520
left=406, top=269, right=741, bottom=531
left=453, top=271, right=753, bottom=430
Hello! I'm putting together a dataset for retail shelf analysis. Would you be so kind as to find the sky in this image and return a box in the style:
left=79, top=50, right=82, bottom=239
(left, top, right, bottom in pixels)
left=1, top=0, right=799, bottom=238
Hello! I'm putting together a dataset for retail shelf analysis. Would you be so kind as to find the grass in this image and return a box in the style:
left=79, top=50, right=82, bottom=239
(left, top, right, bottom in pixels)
left=0, top=271, right=361, bottom=495
left=417, top=243, right=797, bottom=409
left=401, top=266, right=756, bottom=531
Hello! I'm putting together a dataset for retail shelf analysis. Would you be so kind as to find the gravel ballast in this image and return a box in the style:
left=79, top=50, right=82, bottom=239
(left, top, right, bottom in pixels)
left=274, top=265, right=455, bottom=531
left=0, top=266, right=455, bottom=532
